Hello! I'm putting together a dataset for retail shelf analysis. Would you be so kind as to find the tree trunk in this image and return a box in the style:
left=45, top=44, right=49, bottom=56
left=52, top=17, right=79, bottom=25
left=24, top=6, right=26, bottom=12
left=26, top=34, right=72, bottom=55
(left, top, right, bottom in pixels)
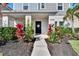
left=71, top=19, right=75, bottom=34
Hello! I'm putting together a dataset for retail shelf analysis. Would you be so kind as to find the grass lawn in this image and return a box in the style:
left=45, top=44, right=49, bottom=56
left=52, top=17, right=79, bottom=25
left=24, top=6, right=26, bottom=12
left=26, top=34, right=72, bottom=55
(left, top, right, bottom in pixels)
left=69, top=40, right=79, bottom=55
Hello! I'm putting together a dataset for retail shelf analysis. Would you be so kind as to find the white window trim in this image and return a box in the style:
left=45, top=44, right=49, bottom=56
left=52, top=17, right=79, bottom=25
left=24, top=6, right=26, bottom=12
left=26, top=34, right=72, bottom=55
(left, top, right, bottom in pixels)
left=22, top=3, right=23, bottom=11
left=40, top=3, right=46, bottom=9
left=37, top=3, right=38, bottom=10
left=56, top=3, right=64, bottom=11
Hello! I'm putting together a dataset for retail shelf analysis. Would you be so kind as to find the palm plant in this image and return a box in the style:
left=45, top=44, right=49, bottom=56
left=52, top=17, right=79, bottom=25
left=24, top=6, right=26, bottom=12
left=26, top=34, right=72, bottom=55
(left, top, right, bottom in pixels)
left=25, top=20, right=34, bottom=42
left=63, top=4, right=79, bottom=33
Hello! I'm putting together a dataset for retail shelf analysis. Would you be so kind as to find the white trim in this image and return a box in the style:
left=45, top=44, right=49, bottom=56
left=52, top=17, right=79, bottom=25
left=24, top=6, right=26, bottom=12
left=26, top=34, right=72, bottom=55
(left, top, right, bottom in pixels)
left=40, top=3, right=46, bottom=9
left=25, top=15, right=31, bottom=27
left=2, top=16, right=8, bottom=27
left=56, top=3, right=64, bottom=11
left=27, top=3, right=30, bottom=10
left=22, top=3, right=23, bottom=11
left=49, top=16, right=64, bottom=26
left=14, top=20, right=17, bottom=27
left=37, top=3, right=38, bottom=10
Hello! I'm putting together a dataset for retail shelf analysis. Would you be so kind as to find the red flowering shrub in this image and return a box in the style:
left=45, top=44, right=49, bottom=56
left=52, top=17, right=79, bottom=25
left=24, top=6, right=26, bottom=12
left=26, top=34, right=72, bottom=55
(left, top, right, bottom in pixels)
left=16, top=23, right=24, bottom=29
left=15, top=23, right=25, bottom=42
left=48, top=24, right=52, bottom=36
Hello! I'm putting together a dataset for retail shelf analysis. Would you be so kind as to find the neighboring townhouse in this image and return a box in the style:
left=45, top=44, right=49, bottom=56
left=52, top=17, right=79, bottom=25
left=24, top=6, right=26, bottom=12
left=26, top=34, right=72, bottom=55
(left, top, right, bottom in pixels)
left=0, top=3, right=79, bottom=35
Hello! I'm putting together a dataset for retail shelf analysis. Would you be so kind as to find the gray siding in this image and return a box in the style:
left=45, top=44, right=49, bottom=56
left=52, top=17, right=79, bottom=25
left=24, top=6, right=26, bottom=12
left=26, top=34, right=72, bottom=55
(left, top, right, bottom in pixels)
left=13, top=3, right=23, bottom=11
left=13, top=3, right=69, bottom=12
left=55, top=3, right=69, bottom=16
left=8, top=16, right=14, bottom=27
left=2, top=3, right=69, bottom=13
left=2, top=3, right=69, bottom=16
left=38, top=3, right=57, bottom=12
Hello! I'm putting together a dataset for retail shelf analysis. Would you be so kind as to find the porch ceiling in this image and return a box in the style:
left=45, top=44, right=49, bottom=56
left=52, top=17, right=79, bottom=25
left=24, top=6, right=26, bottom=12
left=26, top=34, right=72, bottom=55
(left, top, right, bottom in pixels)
left=7, top=14, right=25, bottom=19
left=32, top=14, right=48, bottom=19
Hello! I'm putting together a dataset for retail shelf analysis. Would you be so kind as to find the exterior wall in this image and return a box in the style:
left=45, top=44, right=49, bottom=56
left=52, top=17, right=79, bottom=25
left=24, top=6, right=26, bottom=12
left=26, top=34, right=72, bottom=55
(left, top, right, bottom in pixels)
left=13, top=3, right=69, bottom=13
left=25, top=15, right=31, bottom=27
left=74, top=19, right=79, bottom=28
left=13, top=3, right=23, bottom=11
left=39, top=3, right=57, bottom=12
left=55, top=3, right=69, bottom=16
left=13, top=3, right=58, bottom=12
left=8, top=16, right=15, bottom=27
left=32, top=14, right=48, bottom=35
left=2, top=15, right=17, bottom=27
left=64, top=17, right=79, bottom=28
left=49, top=16, right=64, bottom=26
left=3, top=3, right=79, bottom=35
left=48, top=3, right=70, bottom=28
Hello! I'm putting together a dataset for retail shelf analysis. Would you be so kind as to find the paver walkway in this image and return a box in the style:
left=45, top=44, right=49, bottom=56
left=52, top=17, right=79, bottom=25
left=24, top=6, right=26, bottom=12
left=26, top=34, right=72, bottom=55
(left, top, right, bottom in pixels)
left=31, top=34, right=51, bottom=56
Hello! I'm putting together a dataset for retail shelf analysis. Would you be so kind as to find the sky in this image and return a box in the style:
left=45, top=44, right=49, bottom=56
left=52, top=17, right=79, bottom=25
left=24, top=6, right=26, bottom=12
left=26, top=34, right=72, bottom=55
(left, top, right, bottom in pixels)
left=7, top=3, right=13, bottom=9
left=69, top=3, right=77, bottom=8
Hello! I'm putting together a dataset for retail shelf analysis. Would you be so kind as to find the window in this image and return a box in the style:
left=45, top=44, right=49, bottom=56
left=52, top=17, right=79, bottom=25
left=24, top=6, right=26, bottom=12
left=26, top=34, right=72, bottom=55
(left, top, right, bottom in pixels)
left=23, top=3, right=28, bottom=10
left=40, top=3, right=45, bottom=9
left=2, top=16, right=8, bottom=27
left=59, top=21, right=64, bottom=26
left=23, top=6, right=28, bottom=10
left=55, top=21, right=57, bottom=27
left=58, top=3, right=63, bottom=11
left=8, top=19, right=14, bottom=27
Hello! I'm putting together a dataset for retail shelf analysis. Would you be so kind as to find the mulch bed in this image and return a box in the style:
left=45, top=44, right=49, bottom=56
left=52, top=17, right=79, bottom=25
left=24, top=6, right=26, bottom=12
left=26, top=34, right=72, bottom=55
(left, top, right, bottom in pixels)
left=46, top=37, right=77, bottom=56
left=0, top=40, right=34, bottom=56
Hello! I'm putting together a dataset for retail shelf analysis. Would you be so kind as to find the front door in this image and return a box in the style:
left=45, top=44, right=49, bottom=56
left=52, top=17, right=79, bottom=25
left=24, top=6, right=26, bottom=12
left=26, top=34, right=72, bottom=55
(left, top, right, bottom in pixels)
left=35, top=21, right=41, bottom=34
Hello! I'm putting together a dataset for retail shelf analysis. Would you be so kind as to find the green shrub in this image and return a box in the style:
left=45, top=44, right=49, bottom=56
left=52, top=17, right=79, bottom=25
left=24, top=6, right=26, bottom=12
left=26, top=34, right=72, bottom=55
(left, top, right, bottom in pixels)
left=50, top=31, right=57, bottom=43
left=1, top=27, right=17, bottom=41
left=25, top=24, right=34, bottom=42
left=0, top=27, right=2, bottom=39
left=61, top=27, right=72, bottom=36
left=74, top=28, right=79, bottom=33
left=0, top=28, right=2, bottom=36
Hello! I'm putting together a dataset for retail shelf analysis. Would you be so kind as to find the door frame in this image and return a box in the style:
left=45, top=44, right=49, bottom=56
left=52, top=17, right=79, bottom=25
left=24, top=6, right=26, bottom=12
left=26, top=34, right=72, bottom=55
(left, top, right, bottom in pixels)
left=35, top=21, right=42, bottom=34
